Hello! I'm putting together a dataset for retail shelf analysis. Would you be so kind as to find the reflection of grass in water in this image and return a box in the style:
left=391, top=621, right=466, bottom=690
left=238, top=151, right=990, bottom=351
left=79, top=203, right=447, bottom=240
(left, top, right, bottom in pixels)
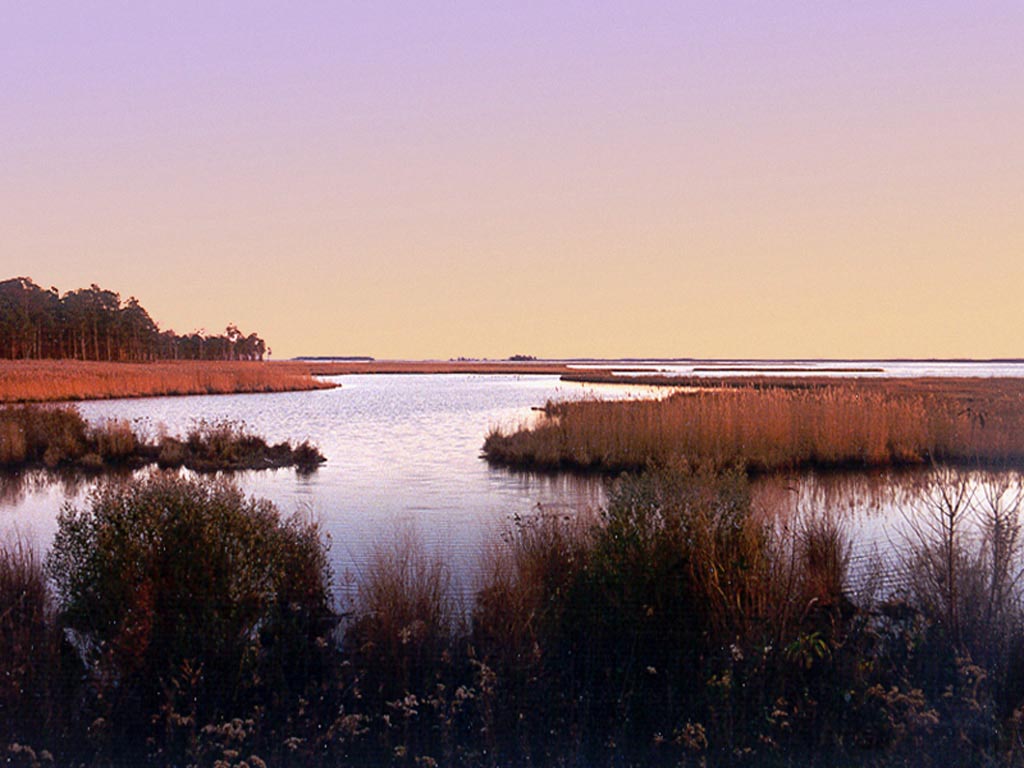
left=0, top=467, right=119, bottom=507
left=753, top=469, right=1024, bottom=598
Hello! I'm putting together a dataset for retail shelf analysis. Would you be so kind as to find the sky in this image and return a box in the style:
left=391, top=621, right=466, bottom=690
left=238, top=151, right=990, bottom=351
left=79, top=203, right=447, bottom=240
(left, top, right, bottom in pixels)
left=3, top=2, right=1022, bottom=360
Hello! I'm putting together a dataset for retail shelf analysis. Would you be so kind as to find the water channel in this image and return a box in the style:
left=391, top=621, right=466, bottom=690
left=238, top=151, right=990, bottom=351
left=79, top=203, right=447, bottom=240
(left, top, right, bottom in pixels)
left=0, top=375, right=629, bottom=593
left=2, top=368, right=1022, bottom=600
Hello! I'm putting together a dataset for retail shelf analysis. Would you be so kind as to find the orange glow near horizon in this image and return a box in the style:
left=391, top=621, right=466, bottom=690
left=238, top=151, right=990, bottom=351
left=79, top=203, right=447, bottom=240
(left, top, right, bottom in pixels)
left=4, top=4, right=1022, bottom=359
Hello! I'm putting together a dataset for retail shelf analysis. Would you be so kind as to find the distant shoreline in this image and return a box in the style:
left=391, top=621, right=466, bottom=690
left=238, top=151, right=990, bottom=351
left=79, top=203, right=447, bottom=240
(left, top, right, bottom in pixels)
left=2, top=358, right=1022, bottom=403
left=304, top=360, right=576, bottom=376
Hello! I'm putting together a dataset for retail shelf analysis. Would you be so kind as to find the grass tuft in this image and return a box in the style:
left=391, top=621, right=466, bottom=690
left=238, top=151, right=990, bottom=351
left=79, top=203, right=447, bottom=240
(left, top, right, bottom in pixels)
left=0, top=406, right=324, bottom=473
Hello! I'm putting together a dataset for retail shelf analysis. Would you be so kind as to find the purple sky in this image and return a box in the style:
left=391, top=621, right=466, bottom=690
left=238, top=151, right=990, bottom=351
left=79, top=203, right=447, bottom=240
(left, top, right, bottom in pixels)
left=4, top=2, right=1022, bottom=358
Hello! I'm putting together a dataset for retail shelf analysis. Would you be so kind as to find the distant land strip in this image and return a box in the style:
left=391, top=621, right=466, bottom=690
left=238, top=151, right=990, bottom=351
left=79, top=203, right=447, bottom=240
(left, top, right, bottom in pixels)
left=0, top=359, right=581, bottom=402
left=558, top=371, right=1024, bottom=397
left=691, top=366, right=886, bottom=373
left=6, top=358, right=1021, bottom=403
left=305, top=360, right=576, bottom=376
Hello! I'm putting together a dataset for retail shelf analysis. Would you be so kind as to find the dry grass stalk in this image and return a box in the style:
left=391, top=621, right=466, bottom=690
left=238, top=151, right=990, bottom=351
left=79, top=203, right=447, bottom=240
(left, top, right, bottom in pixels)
left=900, top=471, right=1024, bottom=661
left=474, top=508, right=596, bottom=657
left=347, top=528, right=458, bottom=697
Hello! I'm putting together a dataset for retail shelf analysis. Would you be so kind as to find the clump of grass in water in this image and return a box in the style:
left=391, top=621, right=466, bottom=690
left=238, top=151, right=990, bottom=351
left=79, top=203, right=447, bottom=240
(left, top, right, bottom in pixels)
left=0, top=405, right=325, bottom=473
left=0, top=405, right=90, bottom=467
left=157, top=418, right=325, bottom=472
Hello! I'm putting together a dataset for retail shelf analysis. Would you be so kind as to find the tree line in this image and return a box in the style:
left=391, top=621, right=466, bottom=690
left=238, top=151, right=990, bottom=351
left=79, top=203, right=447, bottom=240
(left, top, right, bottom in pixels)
left=0, top=277, right=268, bottom=362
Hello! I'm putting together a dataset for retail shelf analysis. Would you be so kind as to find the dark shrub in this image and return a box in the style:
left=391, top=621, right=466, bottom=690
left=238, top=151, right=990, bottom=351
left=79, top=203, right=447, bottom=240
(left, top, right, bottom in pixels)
left=45, top=473, right=336, bottom=756
left=471, top=463, right=773, bottom=764
left=293, top=440, right=327, bottom=473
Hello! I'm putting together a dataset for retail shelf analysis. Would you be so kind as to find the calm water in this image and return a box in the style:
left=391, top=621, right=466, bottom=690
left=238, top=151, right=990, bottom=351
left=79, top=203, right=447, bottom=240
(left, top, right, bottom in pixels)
left=2, top=368, right=1022, bottom=596
left=0, top=374, right=654, bottom=591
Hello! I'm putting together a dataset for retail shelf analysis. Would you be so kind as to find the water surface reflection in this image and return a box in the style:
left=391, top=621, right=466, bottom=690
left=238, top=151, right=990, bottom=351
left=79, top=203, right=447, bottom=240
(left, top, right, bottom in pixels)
left=3, top=374, right=1021, bottom=600
left=753, top=468, right=1024, bottom=596
left=0, top=375, right=615, bottom=589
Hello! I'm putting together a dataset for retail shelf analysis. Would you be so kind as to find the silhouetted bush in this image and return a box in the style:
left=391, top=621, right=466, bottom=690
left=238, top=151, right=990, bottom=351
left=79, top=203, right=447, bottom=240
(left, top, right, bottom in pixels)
left=45, top=473, right=335, bottom=762
left=467, top=465, right=1024, bottom=766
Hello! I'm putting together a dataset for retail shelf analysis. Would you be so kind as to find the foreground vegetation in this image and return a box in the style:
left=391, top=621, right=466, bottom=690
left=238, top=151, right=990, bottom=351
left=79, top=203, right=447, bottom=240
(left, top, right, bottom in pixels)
left=0, top=360, right=335, bottom=403
left=0, top=405, right=325, bottom=472
left=2, top=475, right=334, bottom=766
left=5, top=468, right=1024, bottom=766
left=484, top=379, right=1024, bottom=474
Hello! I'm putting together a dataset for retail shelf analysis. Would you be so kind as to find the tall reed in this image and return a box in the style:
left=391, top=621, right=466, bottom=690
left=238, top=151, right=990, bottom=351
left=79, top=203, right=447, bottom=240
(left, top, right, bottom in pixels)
left=345, top=530, right=458, bottom=699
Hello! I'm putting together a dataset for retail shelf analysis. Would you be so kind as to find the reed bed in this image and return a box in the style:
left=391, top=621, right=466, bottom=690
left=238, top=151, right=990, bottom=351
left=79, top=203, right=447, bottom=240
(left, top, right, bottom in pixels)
left=484, top=380, right=1024, bottom=474
left=344, top=530, right=459, bottom=716
left=0, top=360, right=335, bottom=403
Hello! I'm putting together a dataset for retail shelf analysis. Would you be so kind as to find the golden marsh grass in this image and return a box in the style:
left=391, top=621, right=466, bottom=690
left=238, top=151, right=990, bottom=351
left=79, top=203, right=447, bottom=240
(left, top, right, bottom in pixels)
left=0, top=360, right=335, bottom=403
left=484, top=379, right=1024, bottom=474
